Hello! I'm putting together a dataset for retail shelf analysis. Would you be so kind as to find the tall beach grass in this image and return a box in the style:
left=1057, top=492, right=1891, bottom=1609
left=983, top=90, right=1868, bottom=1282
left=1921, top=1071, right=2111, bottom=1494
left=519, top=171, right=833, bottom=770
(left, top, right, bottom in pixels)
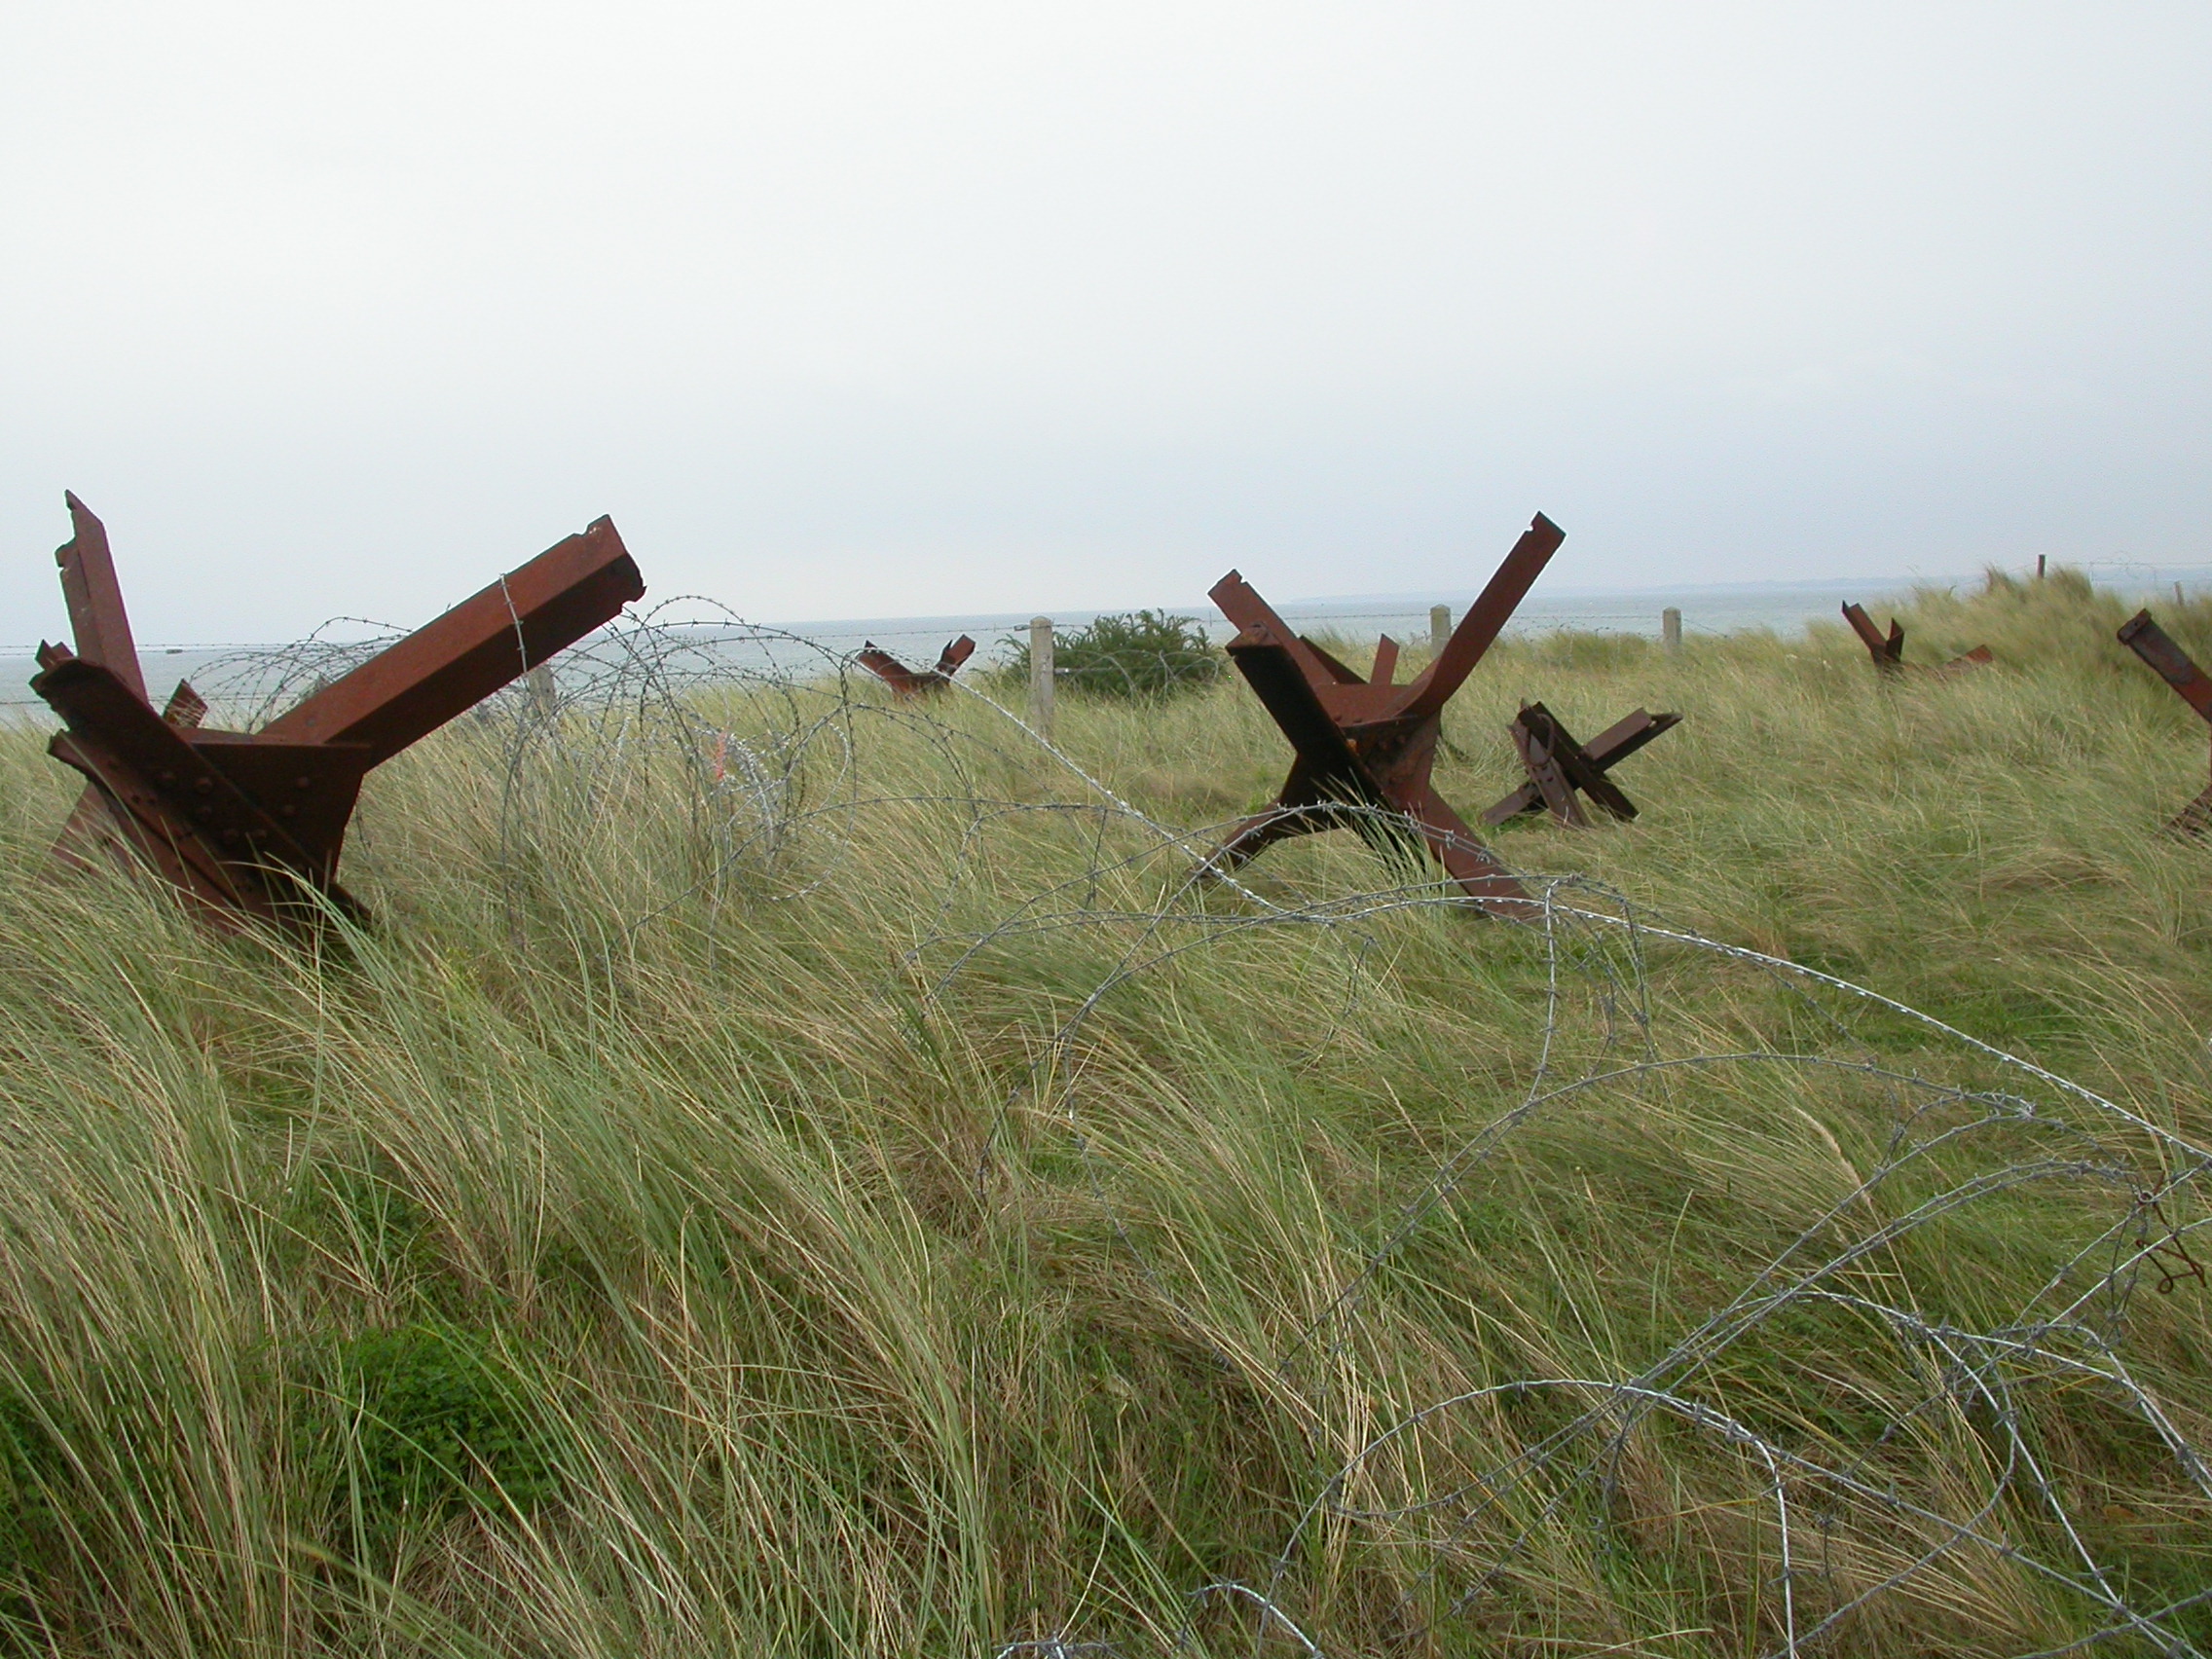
left=0, top=568, right=2206, bottom=1654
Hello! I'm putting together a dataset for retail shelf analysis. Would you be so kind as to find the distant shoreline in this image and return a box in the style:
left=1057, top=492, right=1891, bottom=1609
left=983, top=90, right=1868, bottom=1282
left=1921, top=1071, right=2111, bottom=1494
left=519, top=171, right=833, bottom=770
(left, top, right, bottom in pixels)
left=4, top=566, right=2206, bottom=709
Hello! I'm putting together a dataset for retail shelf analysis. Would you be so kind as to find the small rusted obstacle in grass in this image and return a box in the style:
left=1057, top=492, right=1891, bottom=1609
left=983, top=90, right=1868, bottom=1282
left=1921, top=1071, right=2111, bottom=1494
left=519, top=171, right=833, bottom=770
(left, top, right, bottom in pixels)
left=857, top=635, right=976, bottom=699
left=2119, top=609, right=2212, bottom=834
left=1199, top=513, right=1567, bottom=913
left=29, top=493, right=644, bottom=935
left=1841, top=601, right=1992, bottom=677
left=1480, top=701, right=1681, bottom=829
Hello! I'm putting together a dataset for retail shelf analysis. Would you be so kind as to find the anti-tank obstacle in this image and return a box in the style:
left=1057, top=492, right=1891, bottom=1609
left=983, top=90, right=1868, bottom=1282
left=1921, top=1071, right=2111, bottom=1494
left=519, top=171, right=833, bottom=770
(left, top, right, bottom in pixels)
left=2118, top=608, right=2212, bottom=835
left=857, top=635, right=976, bottom=699
left=1841, top=601, right=1992, bottom=676
left=1200, top=514, right=1569, bottom=913
left=30, top=493, right=645, bottom=935
left=1481, top=701, right=1681, bottom=829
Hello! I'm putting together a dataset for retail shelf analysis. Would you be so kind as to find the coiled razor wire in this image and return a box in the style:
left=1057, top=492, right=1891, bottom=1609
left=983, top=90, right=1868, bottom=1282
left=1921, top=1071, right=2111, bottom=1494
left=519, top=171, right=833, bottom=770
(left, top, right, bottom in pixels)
left=178, top=615, right=2211, bottom=1658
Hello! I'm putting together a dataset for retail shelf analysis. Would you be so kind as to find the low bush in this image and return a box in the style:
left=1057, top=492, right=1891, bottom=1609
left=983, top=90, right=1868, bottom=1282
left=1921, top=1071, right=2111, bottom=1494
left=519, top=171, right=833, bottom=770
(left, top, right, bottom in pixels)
left=998, top=609, right=1222, bottom=699
left=0, top=1386, right=65, bottom=1635
left=317, top=1324, right=560, bottom=1549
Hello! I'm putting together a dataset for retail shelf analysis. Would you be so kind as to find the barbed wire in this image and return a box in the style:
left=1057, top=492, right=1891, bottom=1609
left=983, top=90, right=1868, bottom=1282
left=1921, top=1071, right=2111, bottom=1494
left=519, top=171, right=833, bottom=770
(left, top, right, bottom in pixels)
left=713, top=628, right=2205, bottom=1652
left=13, top=606, right=2210, bottom=1657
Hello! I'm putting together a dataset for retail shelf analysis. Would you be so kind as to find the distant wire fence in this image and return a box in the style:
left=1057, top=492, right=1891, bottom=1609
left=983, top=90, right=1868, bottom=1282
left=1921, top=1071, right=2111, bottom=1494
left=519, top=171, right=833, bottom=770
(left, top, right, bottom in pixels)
left=11, top=558, right=2212, bottom=714
left=6, top=599, right=2211, bottom=1654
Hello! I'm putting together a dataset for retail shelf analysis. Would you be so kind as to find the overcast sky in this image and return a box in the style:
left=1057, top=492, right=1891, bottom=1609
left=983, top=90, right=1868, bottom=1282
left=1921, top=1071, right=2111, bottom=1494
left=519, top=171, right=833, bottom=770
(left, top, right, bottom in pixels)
left=3, top=1, right=2207, bottom=643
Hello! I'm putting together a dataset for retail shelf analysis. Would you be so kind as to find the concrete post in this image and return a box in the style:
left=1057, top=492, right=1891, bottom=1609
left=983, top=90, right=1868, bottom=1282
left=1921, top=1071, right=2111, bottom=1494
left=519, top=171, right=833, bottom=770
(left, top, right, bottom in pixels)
left=1029, top=616, right=1054, bottom=740
left=1662, top=607, right=1681, bottom=652
left=1429, top=605, right=1451, bottom=651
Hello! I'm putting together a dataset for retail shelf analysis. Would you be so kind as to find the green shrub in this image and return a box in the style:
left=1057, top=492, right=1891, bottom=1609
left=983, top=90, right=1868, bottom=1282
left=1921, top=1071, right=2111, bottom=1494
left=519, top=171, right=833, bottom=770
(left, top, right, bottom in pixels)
left=999, top=610, right=1222, bottom=700
left=321, top=1324, right=559, bottom=1544
left=0, top=1386, right=65, bottom=1618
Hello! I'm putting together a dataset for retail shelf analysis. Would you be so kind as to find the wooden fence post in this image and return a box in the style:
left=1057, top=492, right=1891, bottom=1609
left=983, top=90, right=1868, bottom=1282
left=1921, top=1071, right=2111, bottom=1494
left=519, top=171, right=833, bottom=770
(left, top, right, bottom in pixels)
left=1662, top=607, right=1681, bottom=652
left=1430, top=605, right=1451, bottom=651
left=1029, top=616, right=1054, bottom=740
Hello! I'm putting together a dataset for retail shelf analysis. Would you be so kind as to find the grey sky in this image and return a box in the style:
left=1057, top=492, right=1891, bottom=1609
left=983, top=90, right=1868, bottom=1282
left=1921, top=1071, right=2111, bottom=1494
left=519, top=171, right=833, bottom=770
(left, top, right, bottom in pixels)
left=3, top=2, right=2207, bottom=643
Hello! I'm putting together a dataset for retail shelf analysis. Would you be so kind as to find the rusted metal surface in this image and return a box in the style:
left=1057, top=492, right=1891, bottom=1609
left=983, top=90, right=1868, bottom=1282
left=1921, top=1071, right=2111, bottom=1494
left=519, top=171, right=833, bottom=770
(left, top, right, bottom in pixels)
left=2120, top=610, right=2212, bottom=719
left=52, top=492, right=151, bottom=701
left=30, top=497, right=645, bottom=933
left=1480, top=702, right=1681, bottom=829
left=1202, top=513, right=1567, bottom=914
left=253, top=518, right=640, bottom=763
left=1841, top=602, right=1904, bottom=672
left=47, top=501, right=211, bottom=875
left=50, top=674, right=211, bottom=874
left=2119, top=608, right=2212, bottom=833
left=38, top=650, right=373, bottom=926
left=1842, top=601, right=1992, bottom=675
left=858, top=635, right=976, bottom=699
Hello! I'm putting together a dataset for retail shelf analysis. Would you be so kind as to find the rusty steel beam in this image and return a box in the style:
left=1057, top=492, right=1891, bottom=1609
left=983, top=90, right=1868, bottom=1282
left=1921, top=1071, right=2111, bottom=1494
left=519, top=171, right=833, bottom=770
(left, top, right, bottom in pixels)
left=2119, top=609, right=2212, bottom=833
left=29, top=498, right=645, bottom=933
left=1842, top=601, right=1991, bottom=676
left=35, top=650, right=370, bottom=928
left=1481, top=702, right=1681, bottom=828
left=2120, top=610, right=2212, bottom=723
left=257, top=517, right=641, bottom=765
left=53, top=493, right=149, bottom=703
left=1402, top=514, right=1566, bottom=722
left=51, top=676, right=212, bottom=874
left=858, top=634, right=977, bottom=699
left=1841, top=602, right=1904, bottom=673
left=49, top=497, right=208, bottom=872
left=1202, top=514, right=1566, bottom=914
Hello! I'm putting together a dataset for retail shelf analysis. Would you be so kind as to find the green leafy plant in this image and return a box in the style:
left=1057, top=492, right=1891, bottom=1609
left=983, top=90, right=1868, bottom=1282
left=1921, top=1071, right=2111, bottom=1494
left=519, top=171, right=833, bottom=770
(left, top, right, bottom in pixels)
left=999, top=610, right=1222, bottom=700
left=321, top=1324, right=559, bottom=1544
left=0, top=1385, right=65, bottom=1624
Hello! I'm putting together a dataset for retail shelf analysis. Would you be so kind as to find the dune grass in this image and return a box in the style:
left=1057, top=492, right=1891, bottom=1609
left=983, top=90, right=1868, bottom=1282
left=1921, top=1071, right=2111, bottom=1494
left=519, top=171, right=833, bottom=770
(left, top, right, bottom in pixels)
left=0, top=568, right=2207, bottom=1655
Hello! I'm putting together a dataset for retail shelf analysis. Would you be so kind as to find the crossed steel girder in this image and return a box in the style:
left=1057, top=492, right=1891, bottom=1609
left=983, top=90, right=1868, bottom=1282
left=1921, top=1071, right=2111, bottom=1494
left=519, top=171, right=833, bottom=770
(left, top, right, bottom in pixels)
left=1202, top=512, right=1565, bottom=913
left=30, top=494, right=645, bottom=933
left=1481, top=701, right=1681, bottom=829
left=1841, top=602, right=1992, bottom=676
left=858, top=635, right=976, bottom=699
left=2119, top=608, right=2212, bottom=834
